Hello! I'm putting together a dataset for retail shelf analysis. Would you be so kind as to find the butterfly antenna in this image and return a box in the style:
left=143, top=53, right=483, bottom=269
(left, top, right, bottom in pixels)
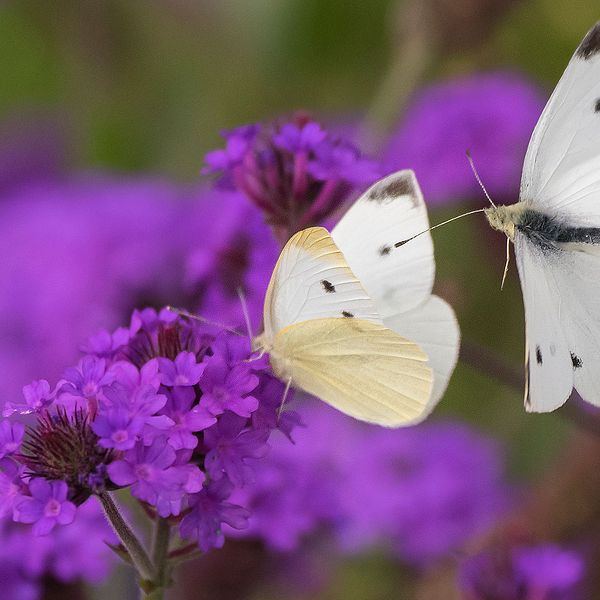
left=166, top=306, right=243, bottom=336
left=277, top=377, right=293, bottom=420
left=236, top=287, right=254, bottom=340
left=395, top=209, right=485, bottom=247
left=466, top=149, right=496, bottom=208
left=500, top=235, right=511, bottom=291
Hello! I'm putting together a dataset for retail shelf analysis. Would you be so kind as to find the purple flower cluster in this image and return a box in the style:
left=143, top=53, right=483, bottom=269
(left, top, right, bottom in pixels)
left=383, top=72, right=545, bottom=205
left=203, top=114, right=379, bottom=241
left=459, top=543, right=584, bottom=600
left=233, top=403, right=509, bottom=566
left=0, top=308, right=296, bottom=553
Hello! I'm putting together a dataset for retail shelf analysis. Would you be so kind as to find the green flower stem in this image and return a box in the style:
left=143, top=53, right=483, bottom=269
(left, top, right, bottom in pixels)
left=99, top=492, right=155, bottom=584
left=151, top=518, right=171, bottom=589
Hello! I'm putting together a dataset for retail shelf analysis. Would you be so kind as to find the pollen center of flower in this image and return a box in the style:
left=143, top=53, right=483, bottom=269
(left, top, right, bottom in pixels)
left=44, top=498, right=62, bottom=517
left=212, top=386, right=227, bottom=401
left=174, top=375, right=189, bottom=386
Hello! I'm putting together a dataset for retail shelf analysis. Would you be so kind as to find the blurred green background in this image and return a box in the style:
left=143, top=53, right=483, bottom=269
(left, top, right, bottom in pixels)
left=3, top=1, right=599, bottom=598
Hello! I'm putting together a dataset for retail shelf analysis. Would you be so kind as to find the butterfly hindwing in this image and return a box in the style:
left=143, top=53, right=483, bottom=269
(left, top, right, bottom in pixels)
left=262, top=227, right=382, bottom=340
left=514, top=234, right=573, bottom=412
left=270, top=317, right=433, bottom=426
left=382, top=296, right=459, bottom=410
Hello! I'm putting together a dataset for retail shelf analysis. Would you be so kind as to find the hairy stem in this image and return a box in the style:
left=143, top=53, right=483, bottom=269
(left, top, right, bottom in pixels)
left=151, top=518, right=171, bottom=591
left=99, top=492, right=155, bottom=583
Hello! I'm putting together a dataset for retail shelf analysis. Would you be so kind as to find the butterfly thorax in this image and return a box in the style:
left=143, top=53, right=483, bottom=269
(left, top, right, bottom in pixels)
left=484, top=204, right=527, bottom=240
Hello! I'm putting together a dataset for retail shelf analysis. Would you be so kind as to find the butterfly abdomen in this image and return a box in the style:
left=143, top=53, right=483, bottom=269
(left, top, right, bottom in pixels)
left=516, top=209, right=600, bottom=251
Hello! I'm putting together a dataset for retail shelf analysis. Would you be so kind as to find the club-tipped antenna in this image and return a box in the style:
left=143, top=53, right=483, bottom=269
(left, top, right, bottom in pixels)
left=166, top=306, right=244, bottom=336
left=395, top=209, right=486, bottom=248
left=236, top=287, right=254, bottom=340
left=466, top=149, right=496, bottom=208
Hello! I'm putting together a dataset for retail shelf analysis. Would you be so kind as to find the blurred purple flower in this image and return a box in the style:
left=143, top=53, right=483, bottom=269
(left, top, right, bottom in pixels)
left=3, top=380, right=53, bottom=418
left=459, top=543, right=584, bottom=600
left=383, top=72, right=545, bottom=205
left=14, top=479, right=76, bottom=536
left=233, top=403, right=509, bottom=564
left=185, top=188, right=279, bottom=329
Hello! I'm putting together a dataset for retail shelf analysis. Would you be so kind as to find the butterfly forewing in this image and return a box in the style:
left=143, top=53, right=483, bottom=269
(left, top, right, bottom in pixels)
left=270, top=318, right=433, bottom=426
left=521, top=22, right=600, bottom=223
left=332, top=170, right=435, bottom=317
left=262, top=227, right=382, bottom=340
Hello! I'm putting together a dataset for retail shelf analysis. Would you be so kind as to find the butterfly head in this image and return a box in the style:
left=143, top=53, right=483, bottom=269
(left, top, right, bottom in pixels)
left=484, top=204, right=526, bottom=240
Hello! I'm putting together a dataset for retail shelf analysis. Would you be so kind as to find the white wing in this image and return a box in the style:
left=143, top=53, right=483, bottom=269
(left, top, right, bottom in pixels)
left=514, top=234, right=573, bottom=412
left=538, top=245, right=600, bottom=406
left=332, top=169, right=459, bottom=407
left=262, top=227, right=382, bottom=340
left=382, top=296, right=459, bottom=412
left=332, top=169, right=434, bottom=316
left=521, top=22, right=600, bottom=224
left=270, top=318, right=433, bottom=427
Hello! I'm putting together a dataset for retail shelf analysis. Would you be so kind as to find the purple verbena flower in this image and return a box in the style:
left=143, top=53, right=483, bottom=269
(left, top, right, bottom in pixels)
left=199, top=357, right=259, bottom=418
left=0, top=421, right=24, bottom=459
left=180, top=480, right=249, bottom=552
left=3, top=380, right=53, bottom=418
left=161, top=386, right=216, bottom=450
left=203, top=113, right=380, bottom=241
left=204, top=412, right=270, bottom=486
left=14, top=479, right=76, bottom=535
left=158, top=351, right=206, bottom=386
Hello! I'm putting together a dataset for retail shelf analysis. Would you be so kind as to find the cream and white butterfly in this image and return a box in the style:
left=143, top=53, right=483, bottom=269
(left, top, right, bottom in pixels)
left=254, top=169, right=460, bottom=426
left=485, top=22, right=600, bottom=412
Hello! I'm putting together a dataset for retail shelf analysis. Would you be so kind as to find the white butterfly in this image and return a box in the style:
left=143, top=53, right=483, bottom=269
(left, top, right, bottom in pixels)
left=254, top=170, right=460, bottom=426
left=485, top=22, right=600, bottom=412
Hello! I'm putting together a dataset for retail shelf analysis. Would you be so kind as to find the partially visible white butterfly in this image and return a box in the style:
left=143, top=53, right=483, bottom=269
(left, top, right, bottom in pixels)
left=485, top=22, right=600, bottom=412
left=254, top=169, right=460, bottom=426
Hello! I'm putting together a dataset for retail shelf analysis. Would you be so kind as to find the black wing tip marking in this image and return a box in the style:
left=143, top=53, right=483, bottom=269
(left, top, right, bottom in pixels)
left=378, top=244, right=392, bottom=256
left=570, top=352, right=583, bottom=369
left=342, top=311, right=354, bottom=318
left=595, top=98, right=600, bottom=113
left=535, top=345, right=543, bottom=365
left=321, top=279, right=336, bottom=293
left=577, top=22, right=600, bottom=60
left=367, top=173, right=416, bottom=205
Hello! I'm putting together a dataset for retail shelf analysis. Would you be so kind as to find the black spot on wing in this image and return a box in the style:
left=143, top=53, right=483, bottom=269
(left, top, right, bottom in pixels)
left=342, top=311, right=354, bottom=318
left=535, top=345, right=543, bottom=365
left=571, top=352, right=583, bottom=369
left=378, top=244, right=391, bottom=256
left=367, top=175, right=416, bottom=206
left=577, top=22, right=600, bottom=60
left=321, top=279, right=336, bottom=293
left=595, top=98, right=600, bottom=113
